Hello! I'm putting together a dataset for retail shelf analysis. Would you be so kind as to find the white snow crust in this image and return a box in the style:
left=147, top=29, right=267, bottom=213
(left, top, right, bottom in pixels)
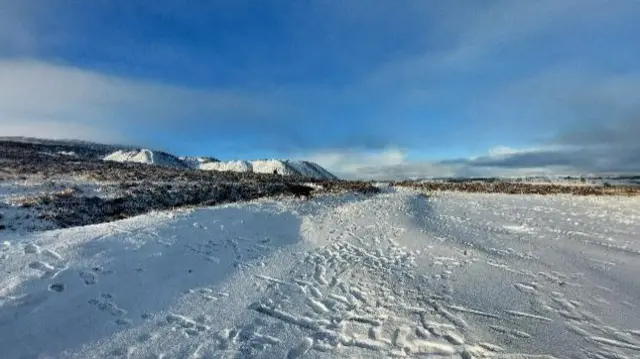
left=1, top=190, right=639, bottom=358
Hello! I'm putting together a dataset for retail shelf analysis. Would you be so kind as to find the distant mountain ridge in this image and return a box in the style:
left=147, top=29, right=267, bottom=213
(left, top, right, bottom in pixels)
left=103, top=148, right=338, bottom=180
left=0, top=137, right=337, bottom=180
left=0, top=136, right=132, bottom=159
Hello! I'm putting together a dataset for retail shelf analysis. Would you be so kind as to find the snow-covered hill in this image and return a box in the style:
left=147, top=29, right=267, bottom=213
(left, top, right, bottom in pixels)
left=289, top=160, right=339, bottom=180
left=104, top=149, right=188, bottom=169
left=0, top=137, right=337, bottom=180
left=250, top=159, right=339, bottom=180
left=189, top=159, right=339, bottom=179
left=200, top=160, right=253, bottom=173
left=102, top=149, right=338, bottom=180
left=178, top=156, right=220, bottom=170
left=2, top=190, right=639, bottom=358
left=192, top=158, right=338, bottom=180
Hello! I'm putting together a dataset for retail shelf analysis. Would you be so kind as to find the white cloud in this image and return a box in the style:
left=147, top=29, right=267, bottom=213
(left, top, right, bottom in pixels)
left=0, top=60, right=289, bottom=144
left=487, top=146, right=519, bottom=157
left=485, top=145, right=569, bottom=158
left=0, top=120, right=123, bottom=143
left=494, top=68, right=640, bottom=125
left=301, top=141, right=640, bottom=180
left=2, top=2, right=637, bottom=178
left=297, top=146, right=541, bottom=180
left=300, top=147, right=408, bottom=179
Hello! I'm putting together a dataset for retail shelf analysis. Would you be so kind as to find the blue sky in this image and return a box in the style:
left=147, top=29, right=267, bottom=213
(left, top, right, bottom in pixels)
left=1, top=0, right=639, bottom=179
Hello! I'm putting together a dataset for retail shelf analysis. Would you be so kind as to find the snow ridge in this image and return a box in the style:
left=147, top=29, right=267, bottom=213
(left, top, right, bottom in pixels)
left=200, top=160, right=253, bottom=173
left=234, top=159, right=338, bottom=180
left=104, top=149, right=188, bottom=169
left=178, top=156, right=220, bottom=170
left=103, top=150, right=337, bottom=179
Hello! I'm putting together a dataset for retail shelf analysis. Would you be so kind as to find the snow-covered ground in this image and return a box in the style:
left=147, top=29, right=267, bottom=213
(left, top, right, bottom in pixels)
left=0, top=179, right=119, bottom=232
left=1, top=190, right=639, bottom=358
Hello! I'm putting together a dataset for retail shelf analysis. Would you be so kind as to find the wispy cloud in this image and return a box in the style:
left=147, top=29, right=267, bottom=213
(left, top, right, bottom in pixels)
left=304, top=147, right=565, bottom=180
left=0, top=60, right=293, bottom=147
left=0, top=121, right=122, bottom=144
left=367, top=0, right=640, bottom=85
left=0, top=60, right=425, bottom=154
left=300, top=147, right=408, bottom=179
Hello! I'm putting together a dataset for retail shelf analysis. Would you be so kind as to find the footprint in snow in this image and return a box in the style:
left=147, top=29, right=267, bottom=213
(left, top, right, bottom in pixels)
left=79, top=270, right=98, bottom=285
left=29, top=260, right=55, bottom=272
left=48, top=283, right=65, bottom=292
left=287, top=338, right=314, bottom=359
left=92, top=266, right=114, bottom=275
left=24, top=243, right=40, bottom=254
left=42, top=249, right=63, bottom=261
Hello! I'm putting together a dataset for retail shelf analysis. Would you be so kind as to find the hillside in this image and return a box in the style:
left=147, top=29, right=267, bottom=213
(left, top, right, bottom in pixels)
left=178, top=156, right=220, bottom=169
left=102, top=150, right=339, bottom=180
left=0, top=138, right=378, bottom=233
left=0, top=137, right=338, bottom=180
left=104, top=149, right=189, bottom=169
left=200, top=160, right=253, bottom=173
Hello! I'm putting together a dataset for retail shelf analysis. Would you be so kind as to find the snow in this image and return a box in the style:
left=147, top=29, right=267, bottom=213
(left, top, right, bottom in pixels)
left=200, top=160, right=253, bottom=172
left=103, top=148, right=337, bottom=179
left=286, top=160, right=339, bottom=180
left=104, top=149, right=187, bottom=168
left=1, top=190, right=639, bottom=358
left=251, top=159, right=294, bottom=176
left=57, top=151, right=77, bottom=157
left=198, top=159, right=338, bottom=180
left=0, top=179, right=119, bottom=232
left=179, top=156, right=220, bottom=170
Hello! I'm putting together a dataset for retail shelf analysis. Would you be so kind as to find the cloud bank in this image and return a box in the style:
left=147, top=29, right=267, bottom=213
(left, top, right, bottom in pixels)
left=0, top=60, right=299, bottom=148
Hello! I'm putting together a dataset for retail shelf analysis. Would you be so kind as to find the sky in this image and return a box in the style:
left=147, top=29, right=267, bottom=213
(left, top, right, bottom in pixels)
left=1, top=0, right=639, bottom=179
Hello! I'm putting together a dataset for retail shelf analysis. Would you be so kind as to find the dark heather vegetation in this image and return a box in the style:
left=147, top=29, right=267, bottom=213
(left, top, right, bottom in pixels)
left=0, top=140, right=380, bottom=229
left=393, top=180, right=640, bottom=196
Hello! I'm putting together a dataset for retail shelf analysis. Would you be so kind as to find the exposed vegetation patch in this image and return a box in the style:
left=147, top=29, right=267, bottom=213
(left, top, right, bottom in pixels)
left=393, top=180, right=640, bottom=196
left=0, top=140, right=381, bottom=231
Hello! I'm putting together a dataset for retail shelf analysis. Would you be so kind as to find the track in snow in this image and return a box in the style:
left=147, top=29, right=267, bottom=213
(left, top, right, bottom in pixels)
left=0, top=190, right=639, bottom=358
